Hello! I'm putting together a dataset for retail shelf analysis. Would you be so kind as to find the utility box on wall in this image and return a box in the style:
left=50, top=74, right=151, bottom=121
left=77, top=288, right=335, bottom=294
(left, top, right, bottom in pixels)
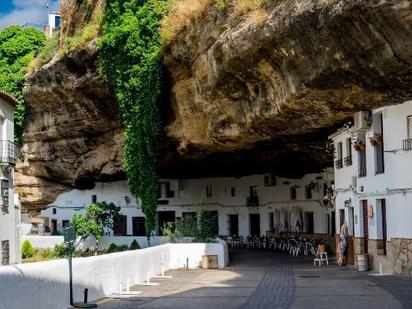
left=202, top=255, right=218, bottom=269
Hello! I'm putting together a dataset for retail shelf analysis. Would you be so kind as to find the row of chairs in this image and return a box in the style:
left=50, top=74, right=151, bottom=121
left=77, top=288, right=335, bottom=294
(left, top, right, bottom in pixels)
left=221, top=235, right=324, bottom=258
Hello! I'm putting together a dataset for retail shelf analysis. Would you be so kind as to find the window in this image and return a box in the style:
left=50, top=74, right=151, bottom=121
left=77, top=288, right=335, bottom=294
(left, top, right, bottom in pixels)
left=206, top=185, right=212, bottom=198
left=357, top=134, right=367, bottom=177
left=1, top=179, right=9, bottom=211
left=335, top=142, right=343, bottom=169
left=344, top=138, right=352, bottom=166
left=305, top=186, right=312, bottom=199
left=92, top=195, right=97, bottom=203
left=52, top=208, right=57, bottom=215
left=1, top=240, right=9, bottom=265
left=404, top=116, right=412, bottom=151
left=290, top=187, right=297, bottom=200
left=374, top=113, right=385, bottom=174
left=165, top=182, right=174, bottom=198
left=249, top=186, right=258, bottom=197
left=231, top=187, right=236, bottom=197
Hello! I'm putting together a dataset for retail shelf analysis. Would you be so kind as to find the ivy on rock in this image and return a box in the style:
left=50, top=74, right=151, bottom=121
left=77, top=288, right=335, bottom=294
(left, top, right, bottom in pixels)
left=99, top=0, right=170, bottom=239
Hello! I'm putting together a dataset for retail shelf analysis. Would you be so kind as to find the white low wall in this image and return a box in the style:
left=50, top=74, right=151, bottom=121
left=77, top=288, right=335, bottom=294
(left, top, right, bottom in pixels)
left=22, top=235, right=166, bottom=250
left=0, top=242, right=228, bottom=309
left=169, top=242, right=229, bottom=269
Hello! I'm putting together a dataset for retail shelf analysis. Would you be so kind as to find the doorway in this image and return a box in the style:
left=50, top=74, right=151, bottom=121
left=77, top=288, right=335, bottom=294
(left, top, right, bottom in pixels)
left=114, top=215, right=127, bottom=236
left=380, top=199, right=387, bottom=255
left=249, top=214, right=260, bottom=236
left=158, top=211, right=176, bottom=236
left=51, top=219, right=58, bottom=235
left=348, top=207, right=355, bottom=265
left=304, top=212, right=314, bottom=234
left=362, top=200, right=369, bottom=254
left=132, top=217, right=146, bottom=236
left=228, top=214, right=239, bottom=236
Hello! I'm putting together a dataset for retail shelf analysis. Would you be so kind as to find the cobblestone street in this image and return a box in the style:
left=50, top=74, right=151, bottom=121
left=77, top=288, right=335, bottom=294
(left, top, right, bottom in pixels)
left=96, top=248, right=412, bottom=309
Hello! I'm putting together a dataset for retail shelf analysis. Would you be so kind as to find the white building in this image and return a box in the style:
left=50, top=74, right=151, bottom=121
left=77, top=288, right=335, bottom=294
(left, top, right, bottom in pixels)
left=0, top=92, right=18, bottom=265
left=331, top=100, right=412, bottom=275
left=40, top=171, right=335, bottom=238
left=44, top=12, right=61, bottom=38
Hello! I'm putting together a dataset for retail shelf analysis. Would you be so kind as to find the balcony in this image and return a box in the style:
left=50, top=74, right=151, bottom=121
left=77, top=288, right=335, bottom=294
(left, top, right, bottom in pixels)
left=403, top=139, right=412, bottom=151
left=0, top=140, right=15, bottom=165
left=344, top=156, right=352, bottom=166
left=335, top=159, right=343, bottom=169
left=246, top=196, right=259, bottom=207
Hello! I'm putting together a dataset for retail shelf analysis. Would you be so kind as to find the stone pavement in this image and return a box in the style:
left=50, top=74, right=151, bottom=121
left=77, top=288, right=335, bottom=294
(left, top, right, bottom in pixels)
left=96, top=248, right=412, bottom=309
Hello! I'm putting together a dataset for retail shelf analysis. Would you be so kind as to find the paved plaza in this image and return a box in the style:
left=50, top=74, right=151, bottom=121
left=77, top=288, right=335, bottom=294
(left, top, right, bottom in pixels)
left=96, top=248, right=412, bottom=309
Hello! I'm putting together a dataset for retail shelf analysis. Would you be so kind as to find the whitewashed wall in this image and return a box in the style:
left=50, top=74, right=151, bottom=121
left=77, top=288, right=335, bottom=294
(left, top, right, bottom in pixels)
left=0, top=242, right=227, bottom=309
left=40, top=171, right=334, bottom=238
left=0, top=96, right=18, bottom=265
left=332, top=100, right=412, bottom=240
left=22, top=235, right=166, bottom=250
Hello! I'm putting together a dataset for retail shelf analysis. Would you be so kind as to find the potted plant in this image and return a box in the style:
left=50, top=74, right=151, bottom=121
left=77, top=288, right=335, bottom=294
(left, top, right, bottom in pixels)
left=353, top=138, right=365, bottom=151
left=369, top=133, right=383, bottom=146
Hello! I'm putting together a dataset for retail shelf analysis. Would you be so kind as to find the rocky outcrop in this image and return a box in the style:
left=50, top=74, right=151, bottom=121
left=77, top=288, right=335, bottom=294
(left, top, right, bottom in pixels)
left=18, top=0, right=412, bottom=208
left=17, top=47, right=124, bottom=208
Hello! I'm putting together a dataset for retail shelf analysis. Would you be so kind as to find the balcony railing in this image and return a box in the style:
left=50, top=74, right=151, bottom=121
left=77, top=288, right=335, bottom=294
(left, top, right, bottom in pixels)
left=344, top=156, right=352, bottom=166
left=403, top=139, right=412, bottom=151
left=246, top=196, right=259, bottom=207
left=335, top=159, right=343, bottom=169
left=0, top=140, right=15, bottom=165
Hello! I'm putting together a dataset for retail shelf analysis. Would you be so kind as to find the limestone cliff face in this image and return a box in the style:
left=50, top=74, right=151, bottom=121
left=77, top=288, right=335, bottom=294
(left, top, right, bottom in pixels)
left=17, top=0, right=412, bottom=209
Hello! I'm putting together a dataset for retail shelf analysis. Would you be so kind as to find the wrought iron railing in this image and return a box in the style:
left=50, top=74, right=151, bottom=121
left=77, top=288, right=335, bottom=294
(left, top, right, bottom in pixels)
left=403, top=139, right=412, bottom=151
left=246, top=196, right=259, bottom=206
left=0, top=140, right=15, bottom=165
left=335, top=159, right=343, bottom=169
left=344, top=156, right=352, bottom=166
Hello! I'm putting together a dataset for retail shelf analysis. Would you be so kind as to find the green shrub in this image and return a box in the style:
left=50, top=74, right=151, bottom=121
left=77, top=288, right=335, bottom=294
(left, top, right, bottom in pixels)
left=129, top=239, right=140, bottom=250
left=107, top=243, right=119, bottom=253
left=118, top=245, right=128, bottom=252
left=21, top=240, right=36, bottom=259
left=53, top=243, right=67, bottom=258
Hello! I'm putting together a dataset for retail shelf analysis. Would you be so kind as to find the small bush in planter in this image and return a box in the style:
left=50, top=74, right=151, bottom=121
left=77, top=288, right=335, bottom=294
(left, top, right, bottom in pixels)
left=129, top=240, right=140, bottom=250
left=107, top=243, right=119, bottom=253
left=119, top=245, right=128, bottom=251
left=21, top=240, right=36, bottom=259
left=53, top=243, right=67, bottom=258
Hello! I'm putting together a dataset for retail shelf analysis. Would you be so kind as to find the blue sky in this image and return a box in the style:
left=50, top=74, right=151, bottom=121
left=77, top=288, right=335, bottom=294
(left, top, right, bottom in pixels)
left=0, top=0, right=59, bottom=29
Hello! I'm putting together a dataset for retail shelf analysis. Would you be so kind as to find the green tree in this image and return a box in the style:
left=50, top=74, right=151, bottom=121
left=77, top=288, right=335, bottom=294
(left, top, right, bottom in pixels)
left=99, top=0, right=171, bottom=242
left=0, top=26, right=45, bottom=141
left=21, top=239, right=36, bottom=259
left=72, top=201, right=122, bottom=251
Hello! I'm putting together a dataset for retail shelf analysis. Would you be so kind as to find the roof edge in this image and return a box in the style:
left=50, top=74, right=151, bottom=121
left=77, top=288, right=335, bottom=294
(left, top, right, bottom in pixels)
left=0, top=92, right=18, bottom=107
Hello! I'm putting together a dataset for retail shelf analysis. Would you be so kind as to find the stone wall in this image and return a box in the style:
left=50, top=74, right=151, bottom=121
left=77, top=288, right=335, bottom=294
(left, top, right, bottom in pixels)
left=353, top=238, right=412, bottom=275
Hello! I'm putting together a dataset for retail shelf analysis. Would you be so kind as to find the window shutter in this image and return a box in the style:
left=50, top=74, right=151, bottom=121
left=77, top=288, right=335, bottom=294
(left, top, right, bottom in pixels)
left=408, top=115, right=412, bottom=139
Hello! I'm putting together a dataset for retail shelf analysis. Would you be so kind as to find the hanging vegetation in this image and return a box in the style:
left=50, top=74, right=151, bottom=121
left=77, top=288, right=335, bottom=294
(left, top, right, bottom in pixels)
left=99, top=0, right=170, bottom=238
left=0, top=26, right=45, bottom=142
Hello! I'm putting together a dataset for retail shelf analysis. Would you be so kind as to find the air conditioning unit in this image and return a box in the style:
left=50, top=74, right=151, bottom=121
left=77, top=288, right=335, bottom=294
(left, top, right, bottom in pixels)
left=264, top=174, right=276, bottom=186
left=353, top=111, right=371, bottom=131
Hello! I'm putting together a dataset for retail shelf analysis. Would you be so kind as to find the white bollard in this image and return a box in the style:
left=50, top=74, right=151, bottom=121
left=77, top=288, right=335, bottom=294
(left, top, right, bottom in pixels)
left=147, top=271, right=150, bottom=284
left=380, top=263, right=383, bottom=275
left=126, top=278, right=130, bottom=294
left=119, top=282, right=122, bottom=295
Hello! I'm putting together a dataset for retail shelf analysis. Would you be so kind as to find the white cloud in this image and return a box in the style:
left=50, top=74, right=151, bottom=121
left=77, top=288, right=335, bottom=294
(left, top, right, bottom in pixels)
left=0, top=0, right=59, bottom=28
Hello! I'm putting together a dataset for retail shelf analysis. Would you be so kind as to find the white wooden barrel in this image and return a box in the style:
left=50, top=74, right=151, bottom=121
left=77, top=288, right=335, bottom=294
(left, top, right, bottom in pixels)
left=357, top=254, right=369, bottom=271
